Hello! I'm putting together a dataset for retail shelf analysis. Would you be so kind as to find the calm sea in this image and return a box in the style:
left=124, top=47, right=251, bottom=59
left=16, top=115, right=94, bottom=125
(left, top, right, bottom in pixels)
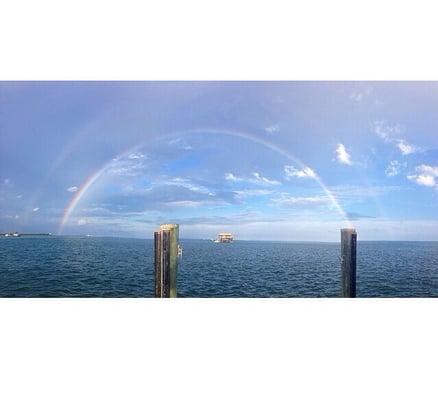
left=0, top=236, right=437, bottom=297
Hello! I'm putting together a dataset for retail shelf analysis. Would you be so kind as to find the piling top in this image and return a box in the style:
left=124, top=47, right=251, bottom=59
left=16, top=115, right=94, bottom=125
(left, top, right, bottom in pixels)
left=341, top=228, right=356, bottom=234
left=159, top=224, right=179, bottom=231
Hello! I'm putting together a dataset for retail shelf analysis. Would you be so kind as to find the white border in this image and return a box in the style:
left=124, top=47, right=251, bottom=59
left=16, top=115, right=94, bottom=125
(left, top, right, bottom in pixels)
left=0, top=299, right=436, bottom=400
left=1, top=1, right=437, bottom=398
left=1, top=1, right=438, bottom=80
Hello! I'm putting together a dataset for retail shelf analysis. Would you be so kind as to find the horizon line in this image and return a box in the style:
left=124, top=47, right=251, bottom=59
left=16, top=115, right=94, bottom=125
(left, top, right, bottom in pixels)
left=22, top=234, right=438, bottom=243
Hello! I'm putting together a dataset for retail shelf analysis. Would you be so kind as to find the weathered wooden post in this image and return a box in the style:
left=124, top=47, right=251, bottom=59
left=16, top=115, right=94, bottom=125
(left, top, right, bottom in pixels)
left=154, top=224, right=179, bottom=298
left=341, top=228, right=357, bottom=298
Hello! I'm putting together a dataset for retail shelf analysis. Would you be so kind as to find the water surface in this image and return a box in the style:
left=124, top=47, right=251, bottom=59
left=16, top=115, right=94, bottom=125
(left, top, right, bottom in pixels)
left=0, top=236, right=436, bottom=297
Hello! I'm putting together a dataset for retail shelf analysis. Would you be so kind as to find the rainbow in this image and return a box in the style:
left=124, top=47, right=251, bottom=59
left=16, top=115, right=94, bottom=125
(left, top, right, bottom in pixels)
left=58, top=167, right=106, bottom=234
left=58, top=128, right=352, bottom=233
left=25, top=120, right=99, bottom=224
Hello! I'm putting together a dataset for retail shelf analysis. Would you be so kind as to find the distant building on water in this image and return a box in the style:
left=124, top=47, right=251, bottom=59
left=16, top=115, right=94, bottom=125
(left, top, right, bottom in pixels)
left=214, top=232, right=234, bottom=243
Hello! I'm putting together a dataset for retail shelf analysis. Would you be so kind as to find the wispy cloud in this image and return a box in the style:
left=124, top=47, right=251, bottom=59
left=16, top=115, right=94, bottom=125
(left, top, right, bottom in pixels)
left=131, top=211, right=284, bottom=227
left=127, top=152, right=146, bottom=160
left=162, top=200, right=208, bottom=208
left=265, top=124, right=280, bottom=134
left=373, top=120, right=420, bottom=155
left=374, top=120, right=402, bottom=140
left=349, top=86, right=372, bottom=103
left=225, top=172, right=240, bottom=182
left=233, top=189, right=274, bottom=199
left=89, top=181, right=236, bottom=213
left=385, top=160, right=402, bottom=177
left=225, top=172, right=280, bottom=186
left=16, top=194, right=23, bottom=199
left=397, top=140, right=418, bottom=155
left=167, top=137, right=193, bottom=150
left=67, top=186, right=78, bottom=193
left=4, top=178, right=10, bottom=185
left=407, top=164, right=438, bottom=188
left=161, top=198, right=232, bottom=208
left=252, top=172, right=280, bottom=185
left=107, top=155, right=148, bottom=177
left=335, top=143, right=353, bottom=165
left=165, top=177, right=214, bottom=195
left=32, top=207, right=40, bottom=212
left=271, top=193, right=329, bottom=207
left=284, top=165, right=317, bottom=179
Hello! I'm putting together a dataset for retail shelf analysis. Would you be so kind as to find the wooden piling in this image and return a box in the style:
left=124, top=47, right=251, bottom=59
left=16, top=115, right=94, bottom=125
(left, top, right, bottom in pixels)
left=341, top=228, right=357, bottom=298
left=154, top=224, right=179, bottom=298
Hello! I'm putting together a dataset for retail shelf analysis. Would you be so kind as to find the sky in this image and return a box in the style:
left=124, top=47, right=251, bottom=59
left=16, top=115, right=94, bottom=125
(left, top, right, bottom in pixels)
left=0, top=81, right=437, bottom=241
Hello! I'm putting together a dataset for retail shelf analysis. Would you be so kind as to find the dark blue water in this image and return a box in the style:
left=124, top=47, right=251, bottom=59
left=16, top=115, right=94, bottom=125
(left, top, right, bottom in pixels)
left=0, top=236, right=437, bottom=297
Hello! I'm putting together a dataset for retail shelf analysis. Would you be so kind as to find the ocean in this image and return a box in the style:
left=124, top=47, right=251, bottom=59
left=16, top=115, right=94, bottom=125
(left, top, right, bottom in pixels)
left=0, top=236, right=437, bottom=297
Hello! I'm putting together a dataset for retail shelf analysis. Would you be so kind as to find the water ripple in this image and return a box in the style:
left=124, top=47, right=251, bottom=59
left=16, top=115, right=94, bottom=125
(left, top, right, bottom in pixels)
left=0, top=237, right=437, bottom=297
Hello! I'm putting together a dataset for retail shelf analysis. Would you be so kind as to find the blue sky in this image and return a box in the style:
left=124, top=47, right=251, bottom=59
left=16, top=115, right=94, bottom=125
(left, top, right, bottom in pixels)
left=1, top=81, right=437, bottom=240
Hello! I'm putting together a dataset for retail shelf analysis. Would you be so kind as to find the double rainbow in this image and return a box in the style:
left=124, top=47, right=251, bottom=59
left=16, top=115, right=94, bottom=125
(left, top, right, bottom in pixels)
left=58, top=129, right=352, bottom=233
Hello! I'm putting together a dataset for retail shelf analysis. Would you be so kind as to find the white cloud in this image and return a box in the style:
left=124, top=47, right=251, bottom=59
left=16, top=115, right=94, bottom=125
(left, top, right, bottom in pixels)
left=225, top=172, right=280, bottom=186
left=335, top=143, right=353, bottom=165
left=225, top=172, right=240, bottom=182
left=272, top=194, right=329, bottom=207
left=349, top=86, right=373, bottom=103
left=16, top=194, right=23, bottom=199
left=167, top=137, right=192, bottom=150
left=412, top=175, right=435, bottom=187
left=374, top=120, right=401, bottom=140
left=163, top=198, right=230, bottom=208
left=373, top=120, right=419, bottom=155
left=67, top=186, right=79, bottom=193
left=407, top=164, right=438, bottom=188
left=107, top=155, right=148, bottom=177
left=167, top=137, right=182, bottom=145
left=15, top=215, right=19, bottom=219
left=265, top=124, right=280, bottom=134
left=234, top=189, right=274, bottom=199
left=252, top=172, right=280, bottom=185
left=4, top=178, right=10, bottom=185
left=417, top=164, right=438, bottom=175
left=77, top=218, right=88, bottom=225
left=397, top=140, right=418, bottom=155
left=284, top=165, right=317, bottom=179
left=128, top=152, right=145, bottom=159
left=164, top=200, right=206, bottom=208
left=385, top=160, right=401, bottom=177
left=166, top=177, right=214, bottom=195
left=32, top=207, right=39, bottom=212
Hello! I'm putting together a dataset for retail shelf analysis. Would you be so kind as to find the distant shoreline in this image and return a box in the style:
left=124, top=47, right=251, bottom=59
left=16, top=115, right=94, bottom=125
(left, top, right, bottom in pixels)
left=1, top=233, right=52, bottom=236
left=3, top=234, right=437, bottom=244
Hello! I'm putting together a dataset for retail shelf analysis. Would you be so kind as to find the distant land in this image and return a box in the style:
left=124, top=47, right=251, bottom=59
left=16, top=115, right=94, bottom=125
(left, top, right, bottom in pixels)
left=1, top=233, right=53, bottom=237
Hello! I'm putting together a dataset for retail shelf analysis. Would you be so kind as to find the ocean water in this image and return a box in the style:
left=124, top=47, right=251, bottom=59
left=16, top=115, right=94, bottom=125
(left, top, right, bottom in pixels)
left=0, top=236, right=437, bottom=297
